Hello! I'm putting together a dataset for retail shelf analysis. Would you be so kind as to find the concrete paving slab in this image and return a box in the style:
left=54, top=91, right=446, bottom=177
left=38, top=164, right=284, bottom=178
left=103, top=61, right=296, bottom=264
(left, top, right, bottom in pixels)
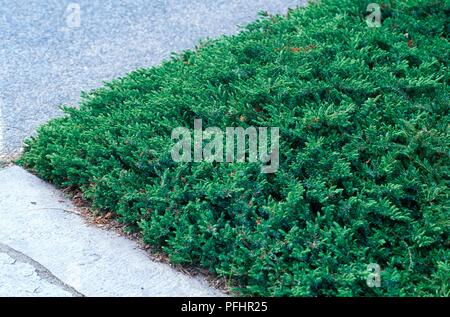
left=0, top=165, right=225, bottom=297
left=0, top=244, right=79, bottom=297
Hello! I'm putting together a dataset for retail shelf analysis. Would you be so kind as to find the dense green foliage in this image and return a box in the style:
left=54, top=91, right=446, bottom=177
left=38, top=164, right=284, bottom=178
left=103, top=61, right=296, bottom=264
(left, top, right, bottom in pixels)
left=20, top=0, right=449, bottom=296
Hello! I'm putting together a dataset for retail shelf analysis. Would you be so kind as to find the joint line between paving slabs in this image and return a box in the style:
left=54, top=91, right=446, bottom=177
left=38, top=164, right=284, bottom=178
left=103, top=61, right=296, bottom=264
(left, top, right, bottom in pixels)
left=0, top=242, right=84, bottom=297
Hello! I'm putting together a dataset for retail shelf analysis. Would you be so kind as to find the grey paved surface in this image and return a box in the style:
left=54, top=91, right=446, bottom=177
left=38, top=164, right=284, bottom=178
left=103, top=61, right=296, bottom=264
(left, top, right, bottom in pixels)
left=0, top=165, right=225, bottom=296
left=0, top=243, right=80, bottom=297
left=0, top=0, right=305, bottom=161
left=0, top=252, right=72, bottom=297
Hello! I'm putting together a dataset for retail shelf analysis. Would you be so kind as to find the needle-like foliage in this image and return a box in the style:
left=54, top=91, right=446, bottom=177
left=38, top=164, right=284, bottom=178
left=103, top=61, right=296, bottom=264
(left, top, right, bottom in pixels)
left=20, top=0, right=449, bottom=296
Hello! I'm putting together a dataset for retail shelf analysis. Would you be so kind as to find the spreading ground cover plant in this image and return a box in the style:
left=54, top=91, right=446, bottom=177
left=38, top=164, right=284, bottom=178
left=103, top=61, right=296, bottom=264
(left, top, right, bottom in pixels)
left=20, top=0, right=449, bottom=296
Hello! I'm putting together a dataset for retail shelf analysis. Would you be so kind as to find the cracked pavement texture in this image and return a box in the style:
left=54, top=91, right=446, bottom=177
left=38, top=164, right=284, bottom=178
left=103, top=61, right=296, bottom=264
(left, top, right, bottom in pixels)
left=0, top=252, right=72, bottom=297
left=0, top=244, right=80, bottom=297
left=0, top=0, right=305, bottom=161
left=0, top=166, right=225, bottom=296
